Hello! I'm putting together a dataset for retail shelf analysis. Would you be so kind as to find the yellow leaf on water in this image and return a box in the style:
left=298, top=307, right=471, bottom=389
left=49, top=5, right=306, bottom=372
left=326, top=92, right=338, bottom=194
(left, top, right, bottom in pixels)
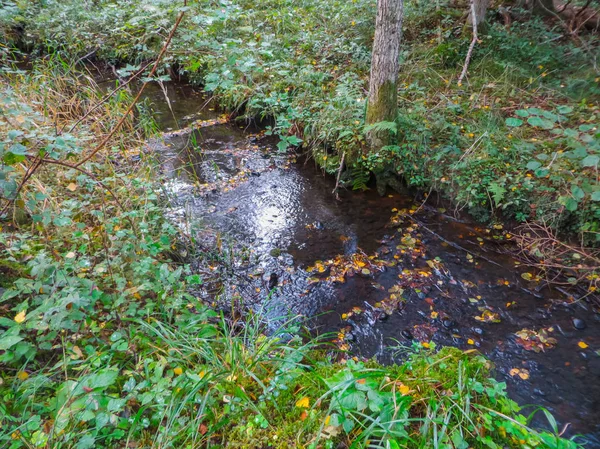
left=296, top=396, right=310, bottom=408
left=66, top=183, right=77, bottom=192
left=398, top=383, right=410, bottom=395
left=509, top=368, right=530, bottom=380
left=173, top=367, right=183, bottom=375
left=361, top=268, right=370, bottom=275
left=17, top=371, right=29, bottom=381
left=467, top=339, right=475, bottom=345
left=578, top=341, right=589, bottom=349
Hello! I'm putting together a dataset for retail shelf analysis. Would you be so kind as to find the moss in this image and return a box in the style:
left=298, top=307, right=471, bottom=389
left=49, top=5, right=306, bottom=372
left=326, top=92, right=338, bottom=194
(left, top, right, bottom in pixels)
left=0, top=259, right=25, bottom=288
left=366, top=79, right=398, bottom=150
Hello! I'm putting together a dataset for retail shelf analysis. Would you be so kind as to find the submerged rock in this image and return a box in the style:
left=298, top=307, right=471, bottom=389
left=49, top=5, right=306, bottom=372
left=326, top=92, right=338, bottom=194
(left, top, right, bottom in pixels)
left=573, top=318, right=586, bottom=330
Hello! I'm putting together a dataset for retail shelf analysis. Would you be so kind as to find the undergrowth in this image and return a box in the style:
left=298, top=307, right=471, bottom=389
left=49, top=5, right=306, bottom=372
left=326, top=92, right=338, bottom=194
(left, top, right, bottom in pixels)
left=2, top=0, right=599, bottom=248
left=0, top=54, right=584, bottom=449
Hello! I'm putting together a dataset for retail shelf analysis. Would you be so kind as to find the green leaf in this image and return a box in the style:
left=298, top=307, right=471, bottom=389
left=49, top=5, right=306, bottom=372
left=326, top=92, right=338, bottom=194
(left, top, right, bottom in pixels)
left=582, top=155, right=599, bottom=167
left=0, top=334, right=24, bottom=350
left=571, top=185, right=585, bottom=200
left=557, top=105, right=573, bottom=114
left=527, top=116, right=554, bottom=129
left=9, top=143, right=28, bottom=155
left=339, top=391, right=367, bottom=411
left=488, top=182, right=506, bottom=204
left=591, top=191, right=600, bottom=201
left=515, top=109, right=529, bottom=117
left=559, top=196, right=578, bottom=211
left=364, top=121, right=398, bottom=135
left=505, top=118, right=523, bottom=127
left=526, top=161, right=541, bottom=170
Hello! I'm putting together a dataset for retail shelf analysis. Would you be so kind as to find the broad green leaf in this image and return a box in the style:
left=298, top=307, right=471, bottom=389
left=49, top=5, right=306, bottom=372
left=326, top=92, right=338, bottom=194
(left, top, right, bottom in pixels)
left=582, top=155, right=599, bottom=167
left=557, top=105, right=573, bottom=114
left=515, top=109, right=529, bottom=117
left=526, top=161, right=541, bottom=170
left=527, top=116, right=554, bottom=129
left=505, top=118, right=523, bottom=127
left=0, top=334, right=24, bottom=350
left=571, top=185, right=585, bottom=200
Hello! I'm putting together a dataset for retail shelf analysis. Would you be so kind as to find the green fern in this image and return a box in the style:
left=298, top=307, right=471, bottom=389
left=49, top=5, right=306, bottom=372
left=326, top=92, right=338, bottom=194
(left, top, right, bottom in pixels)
left=363, top=121, right=398, bottom=135
left=351, top=166, right=370, bottom=191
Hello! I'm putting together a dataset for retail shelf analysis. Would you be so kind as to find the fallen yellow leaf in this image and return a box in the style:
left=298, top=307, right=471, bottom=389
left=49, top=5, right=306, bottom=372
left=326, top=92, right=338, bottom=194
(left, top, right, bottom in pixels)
left=578, top=341, right=589, bottom=349
left=295, top=396, right=310, bottom=408
left=14, top=311, right=26, bottom=324
left=66, top=183, right=77, bottom=192
left=173, top=367, right=183, bottom=375
left=509, top=368, right=530, bottom=380
left=467, top=339, right=475, bottom=345
left=17, top=371, right=29, bottom=381
left=399, top=383, right=410, bottom=395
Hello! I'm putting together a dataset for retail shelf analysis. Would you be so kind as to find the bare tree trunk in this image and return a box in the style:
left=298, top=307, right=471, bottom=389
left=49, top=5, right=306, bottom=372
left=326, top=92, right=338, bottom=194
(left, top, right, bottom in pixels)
left=468, top=0, right=490, bottom=26
left=366, top=0, right=404, bottom=151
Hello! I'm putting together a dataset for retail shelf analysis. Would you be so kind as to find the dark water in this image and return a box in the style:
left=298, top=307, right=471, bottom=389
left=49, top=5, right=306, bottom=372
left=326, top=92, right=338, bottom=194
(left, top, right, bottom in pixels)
left=135, top=81, right=600, bottom=445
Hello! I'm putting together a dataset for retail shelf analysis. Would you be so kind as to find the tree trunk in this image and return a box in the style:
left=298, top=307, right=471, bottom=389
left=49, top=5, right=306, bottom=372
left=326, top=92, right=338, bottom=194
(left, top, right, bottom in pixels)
left=468, top=0, right=490, bottom=27
left=366, top=0, right=404, bottom=151
left=532, top=0, right=555, bottom=16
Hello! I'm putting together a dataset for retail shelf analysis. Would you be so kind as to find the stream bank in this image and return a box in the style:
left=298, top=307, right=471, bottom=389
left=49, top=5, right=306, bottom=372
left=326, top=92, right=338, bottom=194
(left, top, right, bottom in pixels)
left=135, top=79, right=600, bottom=445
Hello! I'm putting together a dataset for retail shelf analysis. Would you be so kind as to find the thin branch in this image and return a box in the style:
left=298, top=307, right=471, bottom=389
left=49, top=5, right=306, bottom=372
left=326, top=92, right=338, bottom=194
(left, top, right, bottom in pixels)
left=458, top=0, right=478, bottom=85
left=74, top=7, right=187, bottom=168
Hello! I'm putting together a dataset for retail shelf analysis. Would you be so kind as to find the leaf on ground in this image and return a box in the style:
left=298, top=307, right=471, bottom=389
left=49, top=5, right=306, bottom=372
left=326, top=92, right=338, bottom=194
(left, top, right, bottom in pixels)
left=14, top=310, right=26, bottom=323
left=295, top=396, right=309, bottom=408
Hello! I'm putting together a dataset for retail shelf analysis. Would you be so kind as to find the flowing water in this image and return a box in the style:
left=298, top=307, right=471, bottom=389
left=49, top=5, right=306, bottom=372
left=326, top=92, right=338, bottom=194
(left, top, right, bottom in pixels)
left=127, top=80, right=600, bottom=445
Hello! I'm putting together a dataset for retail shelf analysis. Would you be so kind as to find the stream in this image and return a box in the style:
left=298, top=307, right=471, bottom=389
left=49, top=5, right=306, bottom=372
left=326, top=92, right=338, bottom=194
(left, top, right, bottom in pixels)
left=127, top=80, right=600, bottom=445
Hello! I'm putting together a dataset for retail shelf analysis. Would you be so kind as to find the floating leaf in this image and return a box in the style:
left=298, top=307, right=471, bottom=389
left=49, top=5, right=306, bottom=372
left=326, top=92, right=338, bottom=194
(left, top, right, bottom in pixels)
left=578, top=341, right=589, bottom=349
left=509, top=368, right=530, bottom=380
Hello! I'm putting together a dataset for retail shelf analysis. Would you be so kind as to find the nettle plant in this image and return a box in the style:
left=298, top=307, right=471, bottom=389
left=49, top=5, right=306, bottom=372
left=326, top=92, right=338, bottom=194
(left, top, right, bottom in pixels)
left=504, top=105, right=600, bottom=239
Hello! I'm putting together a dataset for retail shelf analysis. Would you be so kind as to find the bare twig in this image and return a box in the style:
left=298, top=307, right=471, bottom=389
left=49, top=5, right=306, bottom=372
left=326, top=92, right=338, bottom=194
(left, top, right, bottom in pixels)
left=75, top=6, right=187, bottom=168
left=458, top=0, right=478, bottom=85
left=332, top=151, right=346, bottom=198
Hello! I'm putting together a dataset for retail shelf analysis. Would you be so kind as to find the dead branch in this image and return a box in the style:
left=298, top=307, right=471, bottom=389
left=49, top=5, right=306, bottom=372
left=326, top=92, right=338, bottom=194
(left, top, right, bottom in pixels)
left=458, top=0, right=479, bottom=85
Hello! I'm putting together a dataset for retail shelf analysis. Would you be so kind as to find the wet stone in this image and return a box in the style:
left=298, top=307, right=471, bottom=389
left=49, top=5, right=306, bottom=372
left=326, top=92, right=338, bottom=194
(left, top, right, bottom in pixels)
left=472, top=327, right=483, bottom=335
left=442, top=319, right=455, bottom=329
left=573, top=318, right=586, bottom=330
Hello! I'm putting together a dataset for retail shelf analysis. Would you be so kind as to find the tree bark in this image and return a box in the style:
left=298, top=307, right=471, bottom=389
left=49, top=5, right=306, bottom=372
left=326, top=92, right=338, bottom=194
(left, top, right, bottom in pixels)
left=366, top=0, right=404, bottom=151
left=468, top=0, right=490, bottom=27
